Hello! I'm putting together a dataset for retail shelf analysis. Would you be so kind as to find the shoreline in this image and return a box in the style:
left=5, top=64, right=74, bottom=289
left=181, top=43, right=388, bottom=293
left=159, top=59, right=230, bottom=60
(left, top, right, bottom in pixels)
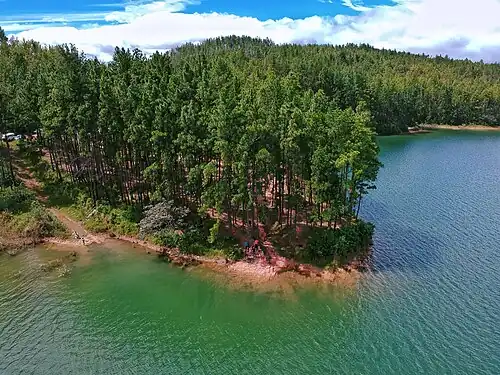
left=417, top=124, right=500, bottom=132
left=34, top=229, right=369, bottom=288
left=4, top=149, right=370, bottom=288
left=110, top=233, right=369, bottom=287
left=380, top=124, right=500, bottom=137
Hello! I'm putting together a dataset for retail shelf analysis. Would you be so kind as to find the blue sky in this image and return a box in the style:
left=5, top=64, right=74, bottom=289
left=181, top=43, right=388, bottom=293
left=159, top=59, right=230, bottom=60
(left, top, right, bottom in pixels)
left=0, top=0, right=394, bottom=22
left=1, top=0, right=500, bottom=62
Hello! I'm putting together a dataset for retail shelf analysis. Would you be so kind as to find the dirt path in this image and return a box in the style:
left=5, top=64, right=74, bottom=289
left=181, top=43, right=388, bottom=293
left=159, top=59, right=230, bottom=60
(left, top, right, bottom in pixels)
left=10, top=155, right=102, bottom=247
left=47, top=208, right=103, bottom=246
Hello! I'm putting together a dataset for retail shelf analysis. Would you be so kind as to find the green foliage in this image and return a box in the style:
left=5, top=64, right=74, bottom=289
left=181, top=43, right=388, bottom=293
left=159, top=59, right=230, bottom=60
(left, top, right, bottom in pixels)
left=43, top=180, right=84, bottom=207
left=208, top=220, right=220, bottom=245
left=0, top=186, right=36, bottom=213
left=83, top=215, right=109, bottom=234
left=178, top=227, right=207, bottom=254
left=211, top=235, right=243, bottom=260
left=151, top=219, right=242, bottom=260
left=307, top=220, right=374, bottom=263
left=152, top=229, right=183, bottom=248
left=8, top=202, right=66, bottom=239
left=0, top=153, right=15, bottom=188
left=11, top=35, right=489, bottom=259
left=0, top=186, right=67, bottom=240
left=0, top=27, right=6, bottom=43
left=78, top=204, right=140, bottom=236
left=139, top=201, right=228, bottom=255
left=108, top=206, right=141, bottom=235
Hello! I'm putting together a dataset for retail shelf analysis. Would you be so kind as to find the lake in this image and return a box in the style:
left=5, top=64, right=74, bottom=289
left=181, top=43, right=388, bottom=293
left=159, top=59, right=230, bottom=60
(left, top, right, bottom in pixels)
left=1, top=131, right=500, bottom=375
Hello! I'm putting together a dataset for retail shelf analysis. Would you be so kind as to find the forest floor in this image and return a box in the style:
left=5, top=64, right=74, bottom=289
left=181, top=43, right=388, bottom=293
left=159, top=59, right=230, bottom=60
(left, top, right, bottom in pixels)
left=7, top=149, right=366, bottom=288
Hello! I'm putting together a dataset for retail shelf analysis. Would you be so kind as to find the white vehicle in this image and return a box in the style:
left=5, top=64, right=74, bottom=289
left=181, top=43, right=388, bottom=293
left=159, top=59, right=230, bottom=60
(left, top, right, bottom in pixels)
left=1, top=133, right=15, bottom=142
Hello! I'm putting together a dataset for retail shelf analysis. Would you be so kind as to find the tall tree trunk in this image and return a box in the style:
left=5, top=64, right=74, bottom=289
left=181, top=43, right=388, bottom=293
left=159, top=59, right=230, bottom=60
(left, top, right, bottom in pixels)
left=356, top=194, right=363, bottom=220
left=5, top=141, right=15, bottom=184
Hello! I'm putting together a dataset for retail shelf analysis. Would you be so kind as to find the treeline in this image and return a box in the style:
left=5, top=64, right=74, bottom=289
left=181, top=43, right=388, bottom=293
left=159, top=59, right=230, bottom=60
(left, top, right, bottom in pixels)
left=2, top=34, right=499, bottom=136
left=184, top=36, right=500, bottom=134
left=0, top=32, right=384, bottom=236
left=1, top=32, right=498, bottom=237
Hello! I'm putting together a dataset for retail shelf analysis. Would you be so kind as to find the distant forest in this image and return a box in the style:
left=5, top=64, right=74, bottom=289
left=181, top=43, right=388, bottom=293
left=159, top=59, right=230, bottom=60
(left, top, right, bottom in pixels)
left=2, top=32, right=499, bottom=137
left=1, top=32, right=499, bottom=234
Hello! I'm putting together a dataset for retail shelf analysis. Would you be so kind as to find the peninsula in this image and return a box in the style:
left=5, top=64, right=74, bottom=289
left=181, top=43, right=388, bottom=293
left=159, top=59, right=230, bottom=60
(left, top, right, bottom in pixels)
left=2, top=34, right=499, bottom=281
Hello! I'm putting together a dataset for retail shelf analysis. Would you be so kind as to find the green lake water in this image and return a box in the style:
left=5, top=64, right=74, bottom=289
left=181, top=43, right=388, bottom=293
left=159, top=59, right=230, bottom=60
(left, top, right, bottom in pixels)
left=1, top=131, right=500, bottom=374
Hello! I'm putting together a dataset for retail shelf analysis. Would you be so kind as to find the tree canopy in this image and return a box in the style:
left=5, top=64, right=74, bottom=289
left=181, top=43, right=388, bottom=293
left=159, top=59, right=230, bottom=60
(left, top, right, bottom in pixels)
left=0, top=27, right=6, bottom=43
left=1, top=35, right=498, bottom=243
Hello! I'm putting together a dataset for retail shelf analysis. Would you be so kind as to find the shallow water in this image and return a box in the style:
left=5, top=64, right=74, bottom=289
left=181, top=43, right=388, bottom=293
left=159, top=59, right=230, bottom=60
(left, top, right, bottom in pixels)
left=1, top=131, right=500, bottom=375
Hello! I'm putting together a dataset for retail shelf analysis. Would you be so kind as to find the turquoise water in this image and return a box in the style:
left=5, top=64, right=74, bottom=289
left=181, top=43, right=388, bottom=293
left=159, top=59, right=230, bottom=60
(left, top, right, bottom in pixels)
left=1, top=131, right=500, bottom=374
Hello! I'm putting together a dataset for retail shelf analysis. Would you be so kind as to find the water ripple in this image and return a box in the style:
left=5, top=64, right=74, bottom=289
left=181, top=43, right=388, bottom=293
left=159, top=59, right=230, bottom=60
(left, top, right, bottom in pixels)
left=2, top=132, right=500, bottom=374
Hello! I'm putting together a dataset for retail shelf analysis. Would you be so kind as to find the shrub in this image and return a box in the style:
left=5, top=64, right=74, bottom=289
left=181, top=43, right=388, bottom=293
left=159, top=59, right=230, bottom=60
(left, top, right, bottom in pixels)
left=0, top=186, right=67, bottom=241
left=44, top=180, right=83, bottom=207
left=108, top=206, right=140, bottom=235
left=0, top=186, right=36, bottom=213
left=153, top=227, right=206, bottom=254
left=178, top=227, right=206, bottom=254
left=83, top=216, right=109, bottom=233
left=307, top=220, right=374, bottom=263
left=152, top=222, right=242, bottom=260
left=153, top=229, right=183, bottom=248
left=9, top=201, right=67, bottom=239
left=139, top=200, right=190, bottom=237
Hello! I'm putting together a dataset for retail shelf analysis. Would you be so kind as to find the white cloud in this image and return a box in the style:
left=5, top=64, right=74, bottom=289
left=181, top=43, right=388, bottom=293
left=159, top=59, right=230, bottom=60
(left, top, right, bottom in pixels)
left=7, top=0, right=500, bottom=62
left=104, top=0, right=199, bottom=23
left=341, top=0, right=372, bottom=12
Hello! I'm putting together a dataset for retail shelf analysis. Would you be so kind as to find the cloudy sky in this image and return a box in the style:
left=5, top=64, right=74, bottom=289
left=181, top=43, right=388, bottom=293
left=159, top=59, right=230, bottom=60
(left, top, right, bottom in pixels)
left=1, top=0, right=500, bottom=62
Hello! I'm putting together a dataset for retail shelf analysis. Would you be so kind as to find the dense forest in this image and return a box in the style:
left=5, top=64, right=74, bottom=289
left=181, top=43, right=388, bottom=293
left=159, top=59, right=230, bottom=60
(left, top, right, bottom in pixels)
left=1, top=30, right=499, bottom=260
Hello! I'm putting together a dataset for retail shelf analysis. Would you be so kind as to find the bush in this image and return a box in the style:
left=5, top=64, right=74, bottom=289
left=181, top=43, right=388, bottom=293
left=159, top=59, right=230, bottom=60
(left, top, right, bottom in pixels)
left=8, top=201, right=67, bottom=240
left=153, top=229, right=183, bottom=248
left=61, top=197, right=140, bottom=236
left=0, top=164, right=15, bottom=187
left=153, top=227, right=206, bottom=254
left=43, top=180, right=83, bottom=207
left=83, top=216, right=109, bottom=233
left=108, top=206, right=140, bottom=235
left=211, top=237, right=243, bottom=260
left=0, top=186, right=36, bottom=213
left=307, top=220, right=374, bottom=263
left=139, top=200, right=190, bottom=236
left=0, top=186, right=67, bottom=241
left=152, top=221, right=242, bottom=260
